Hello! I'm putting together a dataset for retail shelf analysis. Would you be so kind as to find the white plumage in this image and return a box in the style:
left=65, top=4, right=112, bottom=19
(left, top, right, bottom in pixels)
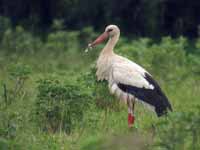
left=89, top=24, right=172, bottom=127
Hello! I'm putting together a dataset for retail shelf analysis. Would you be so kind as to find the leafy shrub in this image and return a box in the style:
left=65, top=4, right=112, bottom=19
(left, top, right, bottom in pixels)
left=187, top=54, right=200, bottom=76
left=1, top=26, right=42, bottom=54
left=153, top=106, right=200, bottom=150
left=1, top=63, right=32, bottom=106
left=35, top=75, right=91, bottom=134
left=45, top=30, right=79, bottom=53
left=0, top=63, right=32, bottom=149
left=0, top=108, right=24, bottom=150
left=8, top=63, right=32, bottom=80
left=150, top=37, right=188, bottom=81
left=0, top=111, right=19, bottom=140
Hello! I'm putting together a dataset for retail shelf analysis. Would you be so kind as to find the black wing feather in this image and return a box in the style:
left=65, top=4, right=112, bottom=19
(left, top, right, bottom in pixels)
left=118, top=73, right=172, bottom=117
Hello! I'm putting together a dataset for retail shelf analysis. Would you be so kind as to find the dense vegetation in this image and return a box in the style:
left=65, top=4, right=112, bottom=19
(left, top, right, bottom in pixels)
left=0, top=16, right=200, bottom=149
left=1, top=0, right=200, bottom=37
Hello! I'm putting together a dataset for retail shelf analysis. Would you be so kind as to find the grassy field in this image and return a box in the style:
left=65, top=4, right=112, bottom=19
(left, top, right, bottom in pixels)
left=0, top=27, right=200, bottom=150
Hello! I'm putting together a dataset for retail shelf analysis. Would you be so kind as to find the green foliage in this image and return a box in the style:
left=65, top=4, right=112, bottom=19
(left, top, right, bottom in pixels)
left=0, top=23, right=200, bottom=149
left=0, top=111, right=19, bottom=140
left=45, top=30, right=79, bottom=53
left=150, top=37, right=188, bottom=81
left=8, top=63, right=32, bottom=80
left=1, top=26, right=42, bottom=54
left=0, top=106, right=25, bottom=150
left=154, top=106, right=200, bottom=150
left=0, top=63, right=32, bottom=106
left=35, top=75, right=91, bottom=134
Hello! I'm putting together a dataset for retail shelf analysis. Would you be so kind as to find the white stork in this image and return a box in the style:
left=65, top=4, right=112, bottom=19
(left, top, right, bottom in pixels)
left=88, top=25, right=172, bottom=128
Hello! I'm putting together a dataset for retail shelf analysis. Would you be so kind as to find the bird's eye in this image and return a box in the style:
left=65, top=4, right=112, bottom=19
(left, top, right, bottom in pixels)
left=107, top=29, right=113, bottom=32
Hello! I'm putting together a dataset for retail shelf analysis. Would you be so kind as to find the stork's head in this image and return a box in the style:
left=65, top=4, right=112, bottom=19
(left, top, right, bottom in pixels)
left=88, top=25, right=120, bottom=48
left=105, top=25, right=120, bottom=37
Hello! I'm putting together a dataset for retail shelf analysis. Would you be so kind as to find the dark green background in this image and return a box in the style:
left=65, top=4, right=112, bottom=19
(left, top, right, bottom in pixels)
left=0, top=0, right=200, bottom=38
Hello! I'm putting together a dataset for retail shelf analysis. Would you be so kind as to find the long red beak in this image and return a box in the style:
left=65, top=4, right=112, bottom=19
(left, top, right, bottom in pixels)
left=89, top=32, right=109, bottom=47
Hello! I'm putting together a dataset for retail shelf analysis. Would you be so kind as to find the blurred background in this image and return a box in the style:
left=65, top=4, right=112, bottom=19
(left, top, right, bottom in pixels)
left=0, top=1, right=200, bottom=150
left=1, top=0, right=200, bottom=37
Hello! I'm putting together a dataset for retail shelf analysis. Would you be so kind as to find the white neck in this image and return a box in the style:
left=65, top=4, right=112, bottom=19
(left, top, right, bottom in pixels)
left=96, top=32, right=119, bottom=81
left=101, top=33, right=120, bottom=55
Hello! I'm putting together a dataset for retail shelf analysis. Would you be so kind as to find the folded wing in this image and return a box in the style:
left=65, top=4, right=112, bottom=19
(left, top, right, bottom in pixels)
left=110, top=59, right=172, bottom=116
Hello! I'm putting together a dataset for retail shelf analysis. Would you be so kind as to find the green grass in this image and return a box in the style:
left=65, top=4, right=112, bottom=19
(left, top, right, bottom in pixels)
left=0, top=29, right=200, bottom=150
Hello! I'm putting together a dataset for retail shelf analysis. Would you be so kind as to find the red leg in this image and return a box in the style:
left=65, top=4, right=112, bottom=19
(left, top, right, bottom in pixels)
left=128, top=113, right=135, bottom=128
left=127, top=98, right=135, bottom=128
